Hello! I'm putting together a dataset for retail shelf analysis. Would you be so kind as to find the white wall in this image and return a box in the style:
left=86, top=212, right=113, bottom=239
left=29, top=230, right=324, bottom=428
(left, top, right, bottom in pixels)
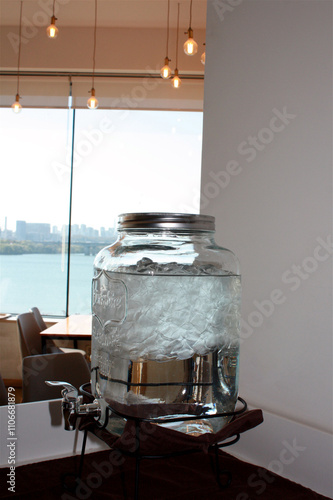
left=201, top=0, right=332, bottom=493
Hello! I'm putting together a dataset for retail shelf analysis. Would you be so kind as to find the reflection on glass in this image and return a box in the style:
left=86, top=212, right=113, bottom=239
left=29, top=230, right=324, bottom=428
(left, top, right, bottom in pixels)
left=0, top=108, right=202, bottom=316
left=68, top=109, right=203, bottom=315
left=0, top=108, right=72, bottom=316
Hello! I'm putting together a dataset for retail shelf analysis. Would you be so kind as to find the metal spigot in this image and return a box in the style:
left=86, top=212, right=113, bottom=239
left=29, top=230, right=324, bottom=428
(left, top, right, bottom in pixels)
left=45, top=381, right=101, bottom=431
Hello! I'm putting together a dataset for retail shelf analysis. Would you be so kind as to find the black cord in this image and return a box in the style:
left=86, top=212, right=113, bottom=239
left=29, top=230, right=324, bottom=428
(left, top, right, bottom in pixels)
left=175, top=3, right=180, bottom=69
left=92, top=0, right=98, bottom=88
left=16, top=1, right=23, bottom=96
left=165, top=0, right=170, bottom=57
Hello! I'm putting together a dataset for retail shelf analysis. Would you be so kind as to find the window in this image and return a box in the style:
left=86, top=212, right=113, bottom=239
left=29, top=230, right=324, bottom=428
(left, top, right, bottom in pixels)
left=0, top=108, right=203, bottom=316
left=0, top=108, right=72, bottom=316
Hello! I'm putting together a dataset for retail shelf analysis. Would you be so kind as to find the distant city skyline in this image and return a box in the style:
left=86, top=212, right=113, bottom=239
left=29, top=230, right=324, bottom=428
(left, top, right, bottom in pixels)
left=0, top=108, right=202, bottom=244
left=0, top=218, right=116, bottom=242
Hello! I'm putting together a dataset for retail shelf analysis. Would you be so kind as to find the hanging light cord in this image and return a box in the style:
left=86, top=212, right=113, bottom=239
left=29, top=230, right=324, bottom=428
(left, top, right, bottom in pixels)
left=165, top=0, right=170, bottom=57
left=68, top=76, right=72, bottom=110
left=189, top=0, right=193, bottom=28
left=92, top=0, right=98, bottom=88
left=52, top=0, right=56, bottom=17
left=16, top=0, right=23, bottom=96
left=176, top=3, right=180, bottom=68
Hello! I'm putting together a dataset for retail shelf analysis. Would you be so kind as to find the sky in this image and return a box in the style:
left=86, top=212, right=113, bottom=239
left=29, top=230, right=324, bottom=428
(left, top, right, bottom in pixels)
left=0, top=108, right=203, bottom=233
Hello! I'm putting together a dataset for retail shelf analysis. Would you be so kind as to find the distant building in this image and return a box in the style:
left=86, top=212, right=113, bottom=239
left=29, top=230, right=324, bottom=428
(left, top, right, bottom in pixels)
left=26, top=223, right=51, bottom=241
left=2, top=229, right=13, bottom=240
left=16, top=220, right=27, bottom=240
left=105, top=227, right=117, bottom=241
left=11, top=219, right=116, bottom=243
left=1, top=216, right=14, bottom=240
left=15, top=221, right=51, bottom=241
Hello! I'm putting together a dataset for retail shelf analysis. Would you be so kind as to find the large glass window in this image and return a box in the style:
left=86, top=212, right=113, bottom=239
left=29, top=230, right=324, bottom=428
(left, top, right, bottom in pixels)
left=0, top=108, right=203, bottom=317
left=0, top=108, right=72, bottom=316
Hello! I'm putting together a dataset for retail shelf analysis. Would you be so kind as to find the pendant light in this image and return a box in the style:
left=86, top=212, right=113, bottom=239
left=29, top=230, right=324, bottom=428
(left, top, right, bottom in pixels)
left=172, top=3, right=181, bottom=89
left=46, top=0, right=59, bottom=39
left=11, top=1, right=23, bottom=114
left=87, top=0, right=99, bottom=109
left=183, top=0, right=198, bottom=56
left=160, top=0, right=171, bottom=79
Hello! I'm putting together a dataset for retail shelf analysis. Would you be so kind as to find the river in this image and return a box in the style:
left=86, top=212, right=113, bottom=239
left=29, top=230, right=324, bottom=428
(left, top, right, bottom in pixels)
left=0, top=253, right=96, bottom=316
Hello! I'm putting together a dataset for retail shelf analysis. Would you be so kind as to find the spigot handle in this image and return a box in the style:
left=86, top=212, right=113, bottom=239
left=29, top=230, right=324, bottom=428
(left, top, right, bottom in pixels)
left=45, top=381, right=78, bottom=399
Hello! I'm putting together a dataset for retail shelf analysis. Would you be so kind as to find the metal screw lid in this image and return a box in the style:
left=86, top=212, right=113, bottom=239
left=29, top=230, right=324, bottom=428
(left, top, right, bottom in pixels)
left=118, top=213, right=215, bottom=231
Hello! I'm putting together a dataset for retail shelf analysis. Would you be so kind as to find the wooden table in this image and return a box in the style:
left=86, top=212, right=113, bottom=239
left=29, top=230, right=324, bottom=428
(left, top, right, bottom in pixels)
left=40, top=314, right=92, bottom=351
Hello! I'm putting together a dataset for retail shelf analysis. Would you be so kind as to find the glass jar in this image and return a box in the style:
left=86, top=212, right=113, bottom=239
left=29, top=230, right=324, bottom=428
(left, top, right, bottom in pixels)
left=91, top=213, right=241, bottom=435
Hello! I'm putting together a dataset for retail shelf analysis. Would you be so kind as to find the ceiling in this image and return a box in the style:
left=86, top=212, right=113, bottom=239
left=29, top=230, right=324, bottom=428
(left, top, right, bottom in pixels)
left=0, top=0, right=207, bottom=29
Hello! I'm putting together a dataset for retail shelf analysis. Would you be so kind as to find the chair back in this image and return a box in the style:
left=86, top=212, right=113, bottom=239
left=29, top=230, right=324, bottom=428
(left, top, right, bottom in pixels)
left=0, top=373, right=7, bottom=406
left=17, top=312, right=43, bottom=358
left=22, top=352, right=91, bottom=403
left=30, top=307, right=47, bottom=331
